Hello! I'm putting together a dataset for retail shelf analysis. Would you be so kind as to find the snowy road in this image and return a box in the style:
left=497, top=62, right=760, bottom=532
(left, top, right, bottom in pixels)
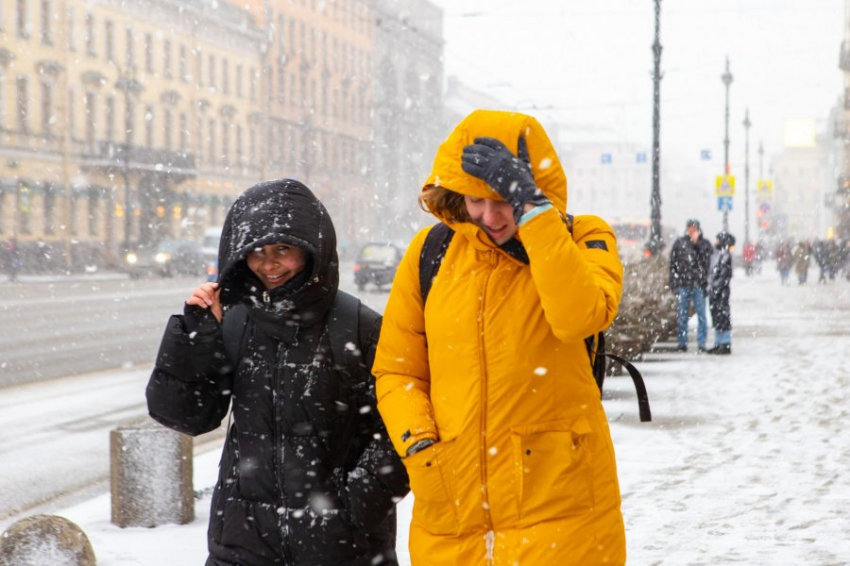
left=2, top=266, right=849, bottom=564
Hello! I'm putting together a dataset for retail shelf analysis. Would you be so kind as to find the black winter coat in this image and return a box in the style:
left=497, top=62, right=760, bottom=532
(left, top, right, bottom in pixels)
left=669, top=234, right=713, bottom=290
left=709, top=248, right=733, bottom=332
left=146, top=180, right=409, bottom=566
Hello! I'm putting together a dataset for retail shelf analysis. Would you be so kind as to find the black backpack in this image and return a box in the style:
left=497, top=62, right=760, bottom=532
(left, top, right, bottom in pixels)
left=221, top=290, right=379, bottom=415
left=419, top=221, right=651, bottom=422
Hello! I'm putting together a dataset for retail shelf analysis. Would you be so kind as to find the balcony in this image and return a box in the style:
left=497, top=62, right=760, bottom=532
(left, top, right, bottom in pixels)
left=77, top=140, right=196, bottom=179
left=0, top=129, right=64, bottom=155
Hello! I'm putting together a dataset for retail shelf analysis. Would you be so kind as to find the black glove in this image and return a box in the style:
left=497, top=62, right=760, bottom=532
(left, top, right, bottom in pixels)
left=461, top=135, right=550, bottom=223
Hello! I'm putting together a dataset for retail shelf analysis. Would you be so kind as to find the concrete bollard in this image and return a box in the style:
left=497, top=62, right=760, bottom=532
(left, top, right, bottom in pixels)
left=0, top=514, right=96, bottom=566
left=110, top=416, right=194, bottom=528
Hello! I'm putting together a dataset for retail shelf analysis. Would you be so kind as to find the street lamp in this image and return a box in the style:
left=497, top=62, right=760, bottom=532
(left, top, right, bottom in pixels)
left=647, top=0, right=664, bottom=256
left=721, top=57, right=733, bottom=232
left=743, top=108, right=751, bottom=246
left=114, top=69, right=143, bottom=252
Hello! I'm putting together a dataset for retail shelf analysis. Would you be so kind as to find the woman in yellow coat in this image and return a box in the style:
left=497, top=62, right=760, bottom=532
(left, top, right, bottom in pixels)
left=373, top=110, right=626, bottom=565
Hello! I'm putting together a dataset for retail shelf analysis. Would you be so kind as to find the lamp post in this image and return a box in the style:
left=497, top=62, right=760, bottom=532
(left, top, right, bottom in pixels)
left=647, top=0, right=664, bottom=256
left=115, top=69, right=143, bottom=252
left=721, top=57, right=733, bottom=232
left=743, top=109, right=751, bottom=246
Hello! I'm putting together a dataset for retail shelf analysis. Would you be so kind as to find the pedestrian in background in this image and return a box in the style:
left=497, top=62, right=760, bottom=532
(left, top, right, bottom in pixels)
left=775, top=240, right=793, bottom=286
left=3, top=237, right=21, bottom=282
left=708, top=231, right=735, bottom=355
left=147, top=179, right=408, bottom=566
left=373, top=110, right=626, bottom=565
left=793, top=241, right=811, bottom=285
left=669, top=219, right=713, bottom=352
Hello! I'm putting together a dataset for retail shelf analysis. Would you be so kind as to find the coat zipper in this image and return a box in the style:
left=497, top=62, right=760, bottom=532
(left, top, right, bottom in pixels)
left=273, top=340, right=293, bottom=563
left=478, top=250, right=496, bottom=529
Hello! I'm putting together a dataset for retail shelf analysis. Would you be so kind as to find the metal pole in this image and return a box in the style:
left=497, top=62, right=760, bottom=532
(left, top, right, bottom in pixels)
left=721, top=57, right=733, bottom=232
left=743, top=109, right=751, bottom=246
left=648, top=0, right=664, bottom=256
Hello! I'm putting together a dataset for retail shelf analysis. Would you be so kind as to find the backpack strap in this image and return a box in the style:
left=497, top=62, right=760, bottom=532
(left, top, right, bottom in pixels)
left=222, top=304, right=249, bottom=369
left=420, top=223, right=455, bottom=304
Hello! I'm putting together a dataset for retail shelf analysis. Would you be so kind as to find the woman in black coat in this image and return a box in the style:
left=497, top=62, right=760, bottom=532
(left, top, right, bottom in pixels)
left=146, top=179, right=409, bottom=565
left=708, top=231, right=735, bottom=355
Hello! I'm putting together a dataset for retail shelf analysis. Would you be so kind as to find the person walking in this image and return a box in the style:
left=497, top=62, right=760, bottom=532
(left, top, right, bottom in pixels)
left=3, top=237, right=21, bottom=282
left=146, top=179, right=409, bottom=566
left=669, top=219, right=713, bottom=352
left=793, top=240, right=811, bottom=285
left=708, top=231, right=735, bottom=355
left=775, top=240, right=793, bottom=286
left=373, top=110, right=626, bottom=565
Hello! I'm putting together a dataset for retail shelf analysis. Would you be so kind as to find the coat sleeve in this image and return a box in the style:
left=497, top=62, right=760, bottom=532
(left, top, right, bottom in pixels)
left=372, top=227, right=437, bottom=458
left=145, top=308, right=233, bottom=436
left=342, top=312, right=411, bottom=531
left=518, top=207, right=624, bottom=342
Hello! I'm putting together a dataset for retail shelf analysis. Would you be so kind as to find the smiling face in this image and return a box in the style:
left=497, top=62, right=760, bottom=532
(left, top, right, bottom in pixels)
left=464, top=195, right=518, bottom=245
left=246, top=243, right=308, bottom=290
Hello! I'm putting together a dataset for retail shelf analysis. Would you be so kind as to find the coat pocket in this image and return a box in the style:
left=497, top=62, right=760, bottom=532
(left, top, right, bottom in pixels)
left=406, top=438, right=459, bottom=535
left=511, top=416, right=594, bottom=525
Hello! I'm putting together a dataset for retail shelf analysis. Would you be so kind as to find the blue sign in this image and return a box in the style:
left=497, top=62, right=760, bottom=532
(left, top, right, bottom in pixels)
left=717, top=196, right=733, bottom=212
left=636, top=152, right=647, bottom=163
left=701, top=149, right=712, bottom=161
left=601, top=153, right=612, bottom=164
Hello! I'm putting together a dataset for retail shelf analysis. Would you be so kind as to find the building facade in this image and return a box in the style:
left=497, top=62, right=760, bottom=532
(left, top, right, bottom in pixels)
left=0, top=0, right=444, bottom=271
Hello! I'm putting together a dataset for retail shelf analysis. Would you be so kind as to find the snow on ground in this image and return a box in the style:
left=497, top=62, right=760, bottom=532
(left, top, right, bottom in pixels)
left=5, top=265, right=850, bottom=565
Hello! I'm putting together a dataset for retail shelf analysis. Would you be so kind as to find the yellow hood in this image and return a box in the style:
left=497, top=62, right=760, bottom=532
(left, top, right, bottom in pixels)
left=424, top=109, right=568, bottom=216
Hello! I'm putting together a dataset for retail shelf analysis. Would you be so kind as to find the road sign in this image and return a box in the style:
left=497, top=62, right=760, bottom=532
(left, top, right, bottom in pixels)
left=700, top=149, right=712, bottom=161
left=715, top=175, right=736, bottom=196
left=757, top=179, right=773, bottom=196
left=636, top=152, right=647, bottom=163
left=717, top=196, right=733, bottom=212
left=601, top=153, right=612, bottom=164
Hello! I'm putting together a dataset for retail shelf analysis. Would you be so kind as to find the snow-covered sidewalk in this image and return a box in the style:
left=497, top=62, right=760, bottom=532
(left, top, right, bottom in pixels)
left=11, top=266, right=850, bottom=565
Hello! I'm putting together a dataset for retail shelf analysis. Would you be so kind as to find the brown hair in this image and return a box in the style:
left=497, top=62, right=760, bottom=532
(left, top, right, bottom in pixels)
left=419, top=185, right=470, bottom=223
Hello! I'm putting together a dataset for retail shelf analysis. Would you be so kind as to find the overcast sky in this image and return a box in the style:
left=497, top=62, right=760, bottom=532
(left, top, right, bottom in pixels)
left=429, top=0, right=844, bottom=163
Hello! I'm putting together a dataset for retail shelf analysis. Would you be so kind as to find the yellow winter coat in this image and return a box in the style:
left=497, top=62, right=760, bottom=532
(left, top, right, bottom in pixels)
left=374, top=110, right=626, bottom=565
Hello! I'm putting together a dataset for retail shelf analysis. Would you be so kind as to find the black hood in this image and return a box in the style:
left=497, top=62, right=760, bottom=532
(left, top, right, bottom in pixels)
left=216, top=179, right=339, bottom=325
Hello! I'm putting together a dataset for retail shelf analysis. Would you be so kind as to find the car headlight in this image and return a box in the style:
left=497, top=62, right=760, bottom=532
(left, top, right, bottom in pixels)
left=155, top=252, right=171, bottom=264
left=125, top=253, right=138, bottom=265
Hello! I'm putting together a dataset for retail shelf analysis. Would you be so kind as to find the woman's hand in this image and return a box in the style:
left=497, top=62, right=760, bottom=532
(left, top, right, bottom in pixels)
left=186, top=282, right=222, bottom=323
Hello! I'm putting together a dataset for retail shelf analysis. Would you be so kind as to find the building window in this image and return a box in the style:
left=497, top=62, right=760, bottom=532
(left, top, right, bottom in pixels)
left=208, top=54, right=216, bottom=89
left=125, top=99, right=135, bottom=145
left=179, top=44, right=188, bottom=82
left=277, top=63, right=285, bottom=104
left=249, top=67, right=256, bottom=102
left=125, top=26, right=135, bottom=71
left=222, top=59, right=229, bottom=95
left=17, top=0, right=29, bottom=38
left=84, top=91, right=95, bottom=149
left=277, top=121, right=285, bottom=163
left=105, top=96, right=115, bottom=141
left=85, top=13, right=95, bottom=56
left=105, top=20, right=114, bottom=62
left=0, top=69, right=7, bottom=130
left=288, top=19, right=295, bottom=53
left=236, top=63, right=243, bottom=98
left=179, top=112, right=187, bottom=152
left=249, top=124, right=257, bottom=166
left=144, top=33, right=153, bottom=73
left=67, top=89, right=75, bottom=140
left=196, top=48, right=203, bottom=87
left=40, top=81, right=52, bottom=138
left=67, top=6, right=75, bottom=50
left=163, top=108, right=172, bottom=150
left=163, top=39, right=172, bottom=79
left=17, top=76, right=28, bottom=133
left=145, top=105, right=153, bottom=148
left=222, top=121, right=230, bottom=165
left=196, top=117, right=203, bottom=165
left=44, top=187, right=55, bottom=235
left=40, top=0, right=51, bottom=44
left=88, top=189, right=99, bottom=236
left=208, top=119, right=216, bottom=163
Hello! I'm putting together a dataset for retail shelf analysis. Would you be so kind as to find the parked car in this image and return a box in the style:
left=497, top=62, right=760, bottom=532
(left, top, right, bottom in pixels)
left=353, top=242, right=404, bottom=291
left=122, top=239, right=206, bottom=278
